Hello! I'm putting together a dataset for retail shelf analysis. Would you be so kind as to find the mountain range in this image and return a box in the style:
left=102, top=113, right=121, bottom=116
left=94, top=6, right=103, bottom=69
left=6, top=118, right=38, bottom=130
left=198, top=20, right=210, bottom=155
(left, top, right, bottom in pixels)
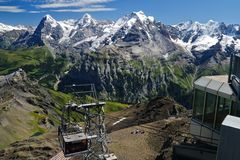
left=1, top=11, right=240, bottom=63
left=0, top=11, right=236, bottom=105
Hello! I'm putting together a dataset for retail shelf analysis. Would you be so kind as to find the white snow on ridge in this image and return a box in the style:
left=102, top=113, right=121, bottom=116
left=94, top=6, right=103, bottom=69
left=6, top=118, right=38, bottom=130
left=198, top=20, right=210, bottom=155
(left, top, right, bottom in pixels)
left=58, top=20, right=76, bottom=43
left=234, top=39, right=240, bottom=51
left=220, top=35, right=234, bottom=51
left=44, top=14, right=58, bottom=28
left=91, top=11, right=154, bottom=49
left=172, top=35, right=218, bottom=52
left=90, top=17, right=126, bottom=49
left=172, top=21, right=192, bottom=31
left=216, top=34, right=240, bottom=51
left=127, top=17, right=137, bottom=28
left=192, top=35, right=218, bottom=51
left=73, top=36, right=97, bottom=47
left=234, top=25, right=239, bottom=31
left=77, top=13, right=97, bottom=27
left=46, top=34, right=54, bottom=40
left=133, top=11, right=154, bottom=23
left=171, top=20, right=240, bottom=52
left=0, top=23, right=28, bottom=32
left=174, top=20, right=221, bottom=36
left=148, top=16, right=155, bottom=23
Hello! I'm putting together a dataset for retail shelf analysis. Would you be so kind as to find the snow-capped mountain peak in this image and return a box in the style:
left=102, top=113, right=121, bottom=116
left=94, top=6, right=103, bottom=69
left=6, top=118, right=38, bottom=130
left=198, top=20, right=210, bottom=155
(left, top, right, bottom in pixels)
left=43, top=14, right=57, bottom=22
left=77, top=13, right=96, bottom=27
left=207, top=19, right=218, bottom=25
left=82, top=13, right=92, bottom=21
left=130, top=11, right=154, bottom=23
left=42, top=14, right=58, bottom=27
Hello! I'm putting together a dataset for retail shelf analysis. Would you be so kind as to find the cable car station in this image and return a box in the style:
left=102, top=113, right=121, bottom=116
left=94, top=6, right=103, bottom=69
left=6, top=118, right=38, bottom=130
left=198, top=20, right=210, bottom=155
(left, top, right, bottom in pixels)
left=174, top=53, right=240, bottom=160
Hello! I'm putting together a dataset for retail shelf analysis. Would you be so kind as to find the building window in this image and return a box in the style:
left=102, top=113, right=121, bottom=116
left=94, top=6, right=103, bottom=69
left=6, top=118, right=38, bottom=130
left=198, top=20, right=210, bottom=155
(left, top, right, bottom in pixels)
left=193, top=89, right=205, bottom=121
left=203, top=93, right=217, bottom=128
left=231, top=102, right=240, bottom=117
left=233, top=55, right=240, bottom=78
left=215, top=97, right=231, bottom=130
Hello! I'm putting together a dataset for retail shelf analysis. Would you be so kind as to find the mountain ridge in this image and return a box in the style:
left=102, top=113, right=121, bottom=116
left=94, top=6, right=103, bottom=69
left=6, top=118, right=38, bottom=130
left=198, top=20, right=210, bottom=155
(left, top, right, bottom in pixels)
left=0, top=11, right=239, bottom=65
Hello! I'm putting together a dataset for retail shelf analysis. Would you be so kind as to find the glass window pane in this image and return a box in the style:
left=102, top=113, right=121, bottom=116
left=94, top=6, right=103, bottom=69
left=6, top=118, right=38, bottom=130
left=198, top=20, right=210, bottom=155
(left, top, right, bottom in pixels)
left=233, top=56, right=240, bottom=78
left=203, top=93, right=216, bottom=128
left=215, top=97, right=231, bottom=130
left=193, top=89, right=205, bottom=121
left=231, top=102, right=240, bottom=117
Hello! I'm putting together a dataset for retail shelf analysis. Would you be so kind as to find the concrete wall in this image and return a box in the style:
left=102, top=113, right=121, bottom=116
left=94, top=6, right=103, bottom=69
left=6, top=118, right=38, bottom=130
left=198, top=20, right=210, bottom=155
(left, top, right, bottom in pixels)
left=217, top=115, right=240, bottom=160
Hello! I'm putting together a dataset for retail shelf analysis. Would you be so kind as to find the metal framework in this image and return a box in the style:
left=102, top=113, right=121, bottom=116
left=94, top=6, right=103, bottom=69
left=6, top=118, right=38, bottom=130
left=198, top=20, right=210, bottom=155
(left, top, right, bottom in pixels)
left=59, top=84, right=116, bottom=160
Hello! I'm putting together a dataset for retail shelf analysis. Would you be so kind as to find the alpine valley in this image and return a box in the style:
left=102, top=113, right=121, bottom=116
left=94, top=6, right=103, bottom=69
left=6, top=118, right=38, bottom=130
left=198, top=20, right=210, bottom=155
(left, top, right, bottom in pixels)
left=0, top=11, right=238, bottom=106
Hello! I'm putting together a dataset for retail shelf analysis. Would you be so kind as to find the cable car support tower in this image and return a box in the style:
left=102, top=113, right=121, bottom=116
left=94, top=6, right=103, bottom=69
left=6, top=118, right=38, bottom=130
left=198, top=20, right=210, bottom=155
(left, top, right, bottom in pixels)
left=58, top=84, right=117, bottom=160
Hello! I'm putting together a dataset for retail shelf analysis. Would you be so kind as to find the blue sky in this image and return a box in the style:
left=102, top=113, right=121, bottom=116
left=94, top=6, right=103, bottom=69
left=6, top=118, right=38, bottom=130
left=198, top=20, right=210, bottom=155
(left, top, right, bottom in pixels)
left=0, top=0, right=240, bottom=26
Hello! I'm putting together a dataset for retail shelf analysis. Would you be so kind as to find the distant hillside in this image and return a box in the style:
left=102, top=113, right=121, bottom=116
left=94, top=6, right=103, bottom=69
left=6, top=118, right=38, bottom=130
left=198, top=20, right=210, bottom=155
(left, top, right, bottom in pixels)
left=0, top=47, right=67, bottom=89
left=0, top=69, right=73, bottom=149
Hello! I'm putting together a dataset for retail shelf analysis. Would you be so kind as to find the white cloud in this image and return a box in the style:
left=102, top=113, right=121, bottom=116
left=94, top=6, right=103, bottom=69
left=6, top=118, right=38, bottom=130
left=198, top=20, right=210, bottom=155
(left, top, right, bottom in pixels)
left=90, top=4, right=105, bottom=8
left=51, top=7, right=116, bottom=12
left=35, top=0, right=114, bottom=9
left=29, top=10, right=47, bottom=13
left=0, top=6, right=26, bottom=13
left=0, top=0, right=116, bottom=13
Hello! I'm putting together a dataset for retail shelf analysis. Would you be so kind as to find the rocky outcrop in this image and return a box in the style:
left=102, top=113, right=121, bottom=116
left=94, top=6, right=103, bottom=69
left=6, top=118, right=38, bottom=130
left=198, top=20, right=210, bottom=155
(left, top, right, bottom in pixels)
left=0, top=70, right=59, bottom=149
left=59, top=52, right=195, bottom=106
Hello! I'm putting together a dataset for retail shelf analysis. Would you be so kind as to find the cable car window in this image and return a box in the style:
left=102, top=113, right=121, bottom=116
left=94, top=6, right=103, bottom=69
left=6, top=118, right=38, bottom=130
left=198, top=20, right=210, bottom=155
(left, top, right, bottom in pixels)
left=231, top=101, right=240, bottom=117
left=233, top=55, right=240, bottom=79
left=203, top=93, right=216, bottom=128
left=215, top=97, right=231, bottom=130
left=193, top=89, right=205, bottom=122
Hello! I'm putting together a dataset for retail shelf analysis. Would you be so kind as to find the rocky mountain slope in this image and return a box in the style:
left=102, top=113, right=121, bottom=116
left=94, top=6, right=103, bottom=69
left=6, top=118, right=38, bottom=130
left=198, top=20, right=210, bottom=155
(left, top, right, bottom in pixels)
left=0, top=69, right=70, bottom=149
left=0, top=70, right=56, bottom=147
left=106, top=97, right=192, bottom=160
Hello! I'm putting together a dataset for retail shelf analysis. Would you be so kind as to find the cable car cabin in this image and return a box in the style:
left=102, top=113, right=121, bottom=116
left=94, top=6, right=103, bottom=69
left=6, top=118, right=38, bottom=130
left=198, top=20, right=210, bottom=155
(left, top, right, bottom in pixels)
left=58, top=125, right=88, bottom=157
left=190, top=75, right=240, bottom=145
left=58, top=102, right=107, bottom=157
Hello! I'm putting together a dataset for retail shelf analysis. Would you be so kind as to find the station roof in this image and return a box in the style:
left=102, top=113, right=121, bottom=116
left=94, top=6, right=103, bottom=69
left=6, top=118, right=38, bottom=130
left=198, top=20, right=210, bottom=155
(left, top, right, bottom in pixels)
left=194, top=75, right=236, bottom=100
left=222, top=115, right=240, bottom=130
